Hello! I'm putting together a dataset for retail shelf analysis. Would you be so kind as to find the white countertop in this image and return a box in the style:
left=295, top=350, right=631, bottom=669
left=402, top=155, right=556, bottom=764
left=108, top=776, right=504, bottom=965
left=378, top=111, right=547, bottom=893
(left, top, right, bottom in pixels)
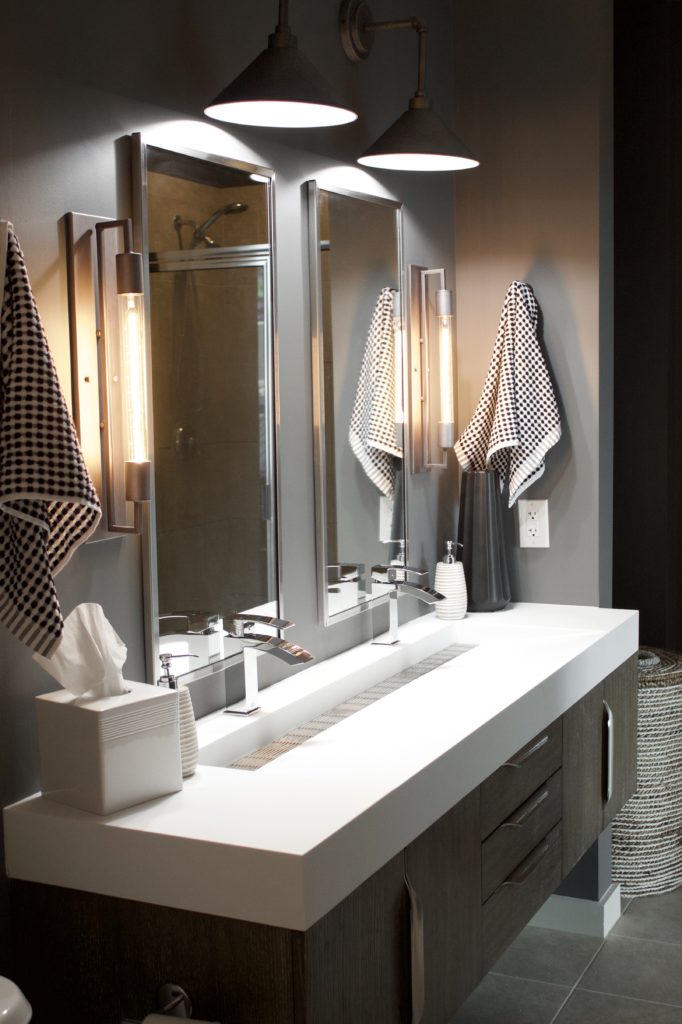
left=4, top=602, right=638, bottom=931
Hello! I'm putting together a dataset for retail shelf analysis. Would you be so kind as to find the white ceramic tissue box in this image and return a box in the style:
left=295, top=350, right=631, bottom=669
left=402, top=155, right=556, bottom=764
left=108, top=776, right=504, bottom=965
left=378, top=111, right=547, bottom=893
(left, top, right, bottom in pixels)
left=34, top=681, right=182, bottom=815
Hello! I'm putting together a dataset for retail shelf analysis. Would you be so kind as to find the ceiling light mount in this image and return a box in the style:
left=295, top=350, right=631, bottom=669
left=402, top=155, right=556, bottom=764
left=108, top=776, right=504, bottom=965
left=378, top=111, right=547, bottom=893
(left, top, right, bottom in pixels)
left=339, top=0, right=479, bottom=172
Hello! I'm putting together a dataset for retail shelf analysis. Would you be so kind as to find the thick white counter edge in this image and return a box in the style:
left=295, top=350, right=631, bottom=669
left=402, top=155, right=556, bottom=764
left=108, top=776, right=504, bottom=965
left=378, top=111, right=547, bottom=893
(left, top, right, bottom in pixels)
left=3, top=603, right=638, bottom=931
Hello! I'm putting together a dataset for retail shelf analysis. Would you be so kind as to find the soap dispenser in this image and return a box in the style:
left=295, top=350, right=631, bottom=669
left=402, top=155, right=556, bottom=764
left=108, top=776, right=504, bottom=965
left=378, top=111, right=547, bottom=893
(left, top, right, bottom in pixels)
left=159, top=653, right=199, bottom=778
left=434, top=541, right=467, bottom=620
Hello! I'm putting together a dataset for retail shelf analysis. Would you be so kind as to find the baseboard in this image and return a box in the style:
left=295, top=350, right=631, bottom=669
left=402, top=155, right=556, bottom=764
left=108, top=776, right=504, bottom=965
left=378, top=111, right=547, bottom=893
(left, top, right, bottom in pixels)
left=529, top=882, right=622, bottom=938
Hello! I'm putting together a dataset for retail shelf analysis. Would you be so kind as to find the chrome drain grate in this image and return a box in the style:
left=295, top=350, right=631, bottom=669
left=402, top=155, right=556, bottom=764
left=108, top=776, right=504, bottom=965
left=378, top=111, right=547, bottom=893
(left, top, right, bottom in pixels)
left=230, top=642, right=474, bottom=771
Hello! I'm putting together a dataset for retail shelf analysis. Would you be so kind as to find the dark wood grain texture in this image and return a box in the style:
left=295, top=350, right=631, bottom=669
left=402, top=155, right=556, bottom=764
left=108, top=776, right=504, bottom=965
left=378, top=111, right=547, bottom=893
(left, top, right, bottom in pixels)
left=299, top=851, right=408, bottom=1024
left=562, top=682, right=604, bottom=875
left=406, top=789, right=483, bottom=1022
left=481, top=823, right=563, bottom=973
left=480, top=718, right=562, bottom=839
left=602, top=654, right=638, bottom=828
left=482, top=770, right=562, bottom=902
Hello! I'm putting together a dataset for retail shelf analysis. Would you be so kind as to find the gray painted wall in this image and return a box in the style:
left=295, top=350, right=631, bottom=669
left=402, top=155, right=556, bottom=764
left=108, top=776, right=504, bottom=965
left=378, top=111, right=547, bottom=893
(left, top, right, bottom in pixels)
left=0, top=0, right=615, bottom=971
left=452, top=0, right=614, bottom=607
left=0, top=0, right=455, bottom=967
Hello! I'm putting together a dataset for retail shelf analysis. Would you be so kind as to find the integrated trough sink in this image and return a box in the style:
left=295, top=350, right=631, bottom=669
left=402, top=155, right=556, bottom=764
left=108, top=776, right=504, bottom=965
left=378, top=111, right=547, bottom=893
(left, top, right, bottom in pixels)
left=197, top=625, right=478, bottom=771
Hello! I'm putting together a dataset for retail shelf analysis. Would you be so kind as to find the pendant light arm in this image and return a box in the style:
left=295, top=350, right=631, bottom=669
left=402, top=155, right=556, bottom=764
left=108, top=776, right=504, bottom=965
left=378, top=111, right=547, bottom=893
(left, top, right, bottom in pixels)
left=350, top=14, right=428, bottom=98
left=272, top=0, right=293, bottom=47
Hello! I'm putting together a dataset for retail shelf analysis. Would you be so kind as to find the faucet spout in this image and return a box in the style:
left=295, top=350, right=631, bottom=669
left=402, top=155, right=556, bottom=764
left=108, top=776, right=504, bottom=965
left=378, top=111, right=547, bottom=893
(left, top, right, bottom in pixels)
left=224, top=612, right=314, bottom=716
left=371, top=562, right=444, bottom=645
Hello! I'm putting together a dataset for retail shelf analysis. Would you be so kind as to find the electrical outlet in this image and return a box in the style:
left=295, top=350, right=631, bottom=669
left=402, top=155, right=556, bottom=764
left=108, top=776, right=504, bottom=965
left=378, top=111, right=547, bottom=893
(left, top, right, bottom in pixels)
left=518, top=499, right=550, bottom=548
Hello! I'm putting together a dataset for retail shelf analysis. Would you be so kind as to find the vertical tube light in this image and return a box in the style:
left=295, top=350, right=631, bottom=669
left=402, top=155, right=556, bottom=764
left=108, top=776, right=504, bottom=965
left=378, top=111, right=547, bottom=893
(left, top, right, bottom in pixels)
left=436, top=287, right=455, bottom=450
left=116, top=248, right=151, bottom=508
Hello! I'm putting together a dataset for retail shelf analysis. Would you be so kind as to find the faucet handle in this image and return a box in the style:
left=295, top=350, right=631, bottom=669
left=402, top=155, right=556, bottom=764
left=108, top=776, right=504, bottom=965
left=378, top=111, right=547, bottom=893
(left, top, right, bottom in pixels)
left=226, top=612, right=294, bottom=637
left=371, top=563, right=427, bottom=584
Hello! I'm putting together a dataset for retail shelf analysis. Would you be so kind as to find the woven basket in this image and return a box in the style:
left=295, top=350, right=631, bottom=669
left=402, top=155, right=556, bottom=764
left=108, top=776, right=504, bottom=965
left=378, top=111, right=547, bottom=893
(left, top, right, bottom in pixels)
left=612, top=647, right=682, bottom=897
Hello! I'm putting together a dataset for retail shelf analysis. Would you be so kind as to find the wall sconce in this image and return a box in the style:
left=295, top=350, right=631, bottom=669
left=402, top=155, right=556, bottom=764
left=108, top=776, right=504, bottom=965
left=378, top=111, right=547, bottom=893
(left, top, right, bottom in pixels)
left=408, top=264, right=455, bottom=473
left=340, top=0, right=479, bottom=171
left=205, top=0, right=358, bottom=128
left=66, top=213, right=151, bottom=535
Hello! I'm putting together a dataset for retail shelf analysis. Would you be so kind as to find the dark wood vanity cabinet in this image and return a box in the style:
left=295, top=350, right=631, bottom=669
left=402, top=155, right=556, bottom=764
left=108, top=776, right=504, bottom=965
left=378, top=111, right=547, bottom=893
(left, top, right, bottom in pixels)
left=9, top=657, right=637, bottom=1024
left=562, top=656, right=638, bottom=874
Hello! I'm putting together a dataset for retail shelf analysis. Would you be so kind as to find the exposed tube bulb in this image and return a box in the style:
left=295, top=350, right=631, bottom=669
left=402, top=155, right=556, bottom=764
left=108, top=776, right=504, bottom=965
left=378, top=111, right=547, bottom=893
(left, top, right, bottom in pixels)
left=117, top=291, right=148, bottom=465
left=436, top=288, right=455, bottom=448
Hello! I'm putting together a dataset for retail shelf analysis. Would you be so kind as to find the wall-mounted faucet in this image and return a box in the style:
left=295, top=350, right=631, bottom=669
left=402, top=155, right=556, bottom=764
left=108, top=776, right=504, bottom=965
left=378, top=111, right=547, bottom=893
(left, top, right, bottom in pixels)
left=223, top=613, right=314, bottom=716
left=371, top=564, right=444, bottom=645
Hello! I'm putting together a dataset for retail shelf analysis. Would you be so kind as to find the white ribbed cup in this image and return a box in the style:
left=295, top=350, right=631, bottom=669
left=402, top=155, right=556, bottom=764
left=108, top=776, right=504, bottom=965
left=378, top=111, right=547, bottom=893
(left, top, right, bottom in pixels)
left=434, top=561, right=467, bottom=620
left=178, top=685, right=198, bottom=778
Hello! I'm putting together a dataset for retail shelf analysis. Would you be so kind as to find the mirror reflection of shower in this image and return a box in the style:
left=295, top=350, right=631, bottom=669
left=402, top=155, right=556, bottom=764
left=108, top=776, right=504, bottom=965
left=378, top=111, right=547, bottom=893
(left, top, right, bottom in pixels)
left=173, top=202, right=249, bottom=249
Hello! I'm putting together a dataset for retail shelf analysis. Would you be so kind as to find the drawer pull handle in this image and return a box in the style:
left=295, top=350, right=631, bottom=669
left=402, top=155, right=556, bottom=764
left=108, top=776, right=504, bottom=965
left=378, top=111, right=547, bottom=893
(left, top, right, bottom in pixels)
left=503, top=733, right=549, bottom=769
left=404, top=871, right=425, bottom=1024
left=501, top=788, right=549, bottom=829
left=603, top=699, right=614, bottom=803
left=502, top=839, right=550, bottom=887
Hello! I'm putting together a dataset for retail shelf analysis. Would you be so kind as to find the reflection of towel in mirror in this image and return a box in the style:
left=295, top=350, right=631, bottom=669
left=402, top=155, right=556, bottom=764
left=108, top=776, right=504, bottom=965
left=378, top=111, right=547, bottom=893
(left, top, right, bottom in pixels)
left=349, top=286, right=403, bottom=498
left=0, top=225, right=101, bottom=655
left=454, top=281, right=561, bottom=507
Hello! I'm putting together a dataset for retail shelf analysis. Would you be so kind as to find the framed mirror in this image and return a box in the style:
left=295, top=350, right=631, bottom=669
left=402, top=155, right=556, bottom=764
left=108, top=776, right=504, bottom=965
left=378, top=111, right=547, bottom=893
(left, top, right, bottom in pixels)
left=307, top=182, right=406, bottom=625
left=132, top=136, right=279, bottom=684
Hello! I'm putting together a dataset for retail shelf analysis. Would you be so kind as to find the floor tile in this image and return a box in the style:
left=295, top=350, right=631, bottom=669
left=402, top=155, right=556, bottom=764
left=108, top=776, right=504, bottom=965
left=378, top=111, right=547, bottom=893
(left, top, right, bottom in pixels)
left=491, top=926, right=603, bottom=987
left=578, top=934, right=682, bottom=1007
left=613, top=886, right=682, bottom=946
left=554, top=988, right=682, bottom=1023
left=450, top=974, right=570, bottom=1024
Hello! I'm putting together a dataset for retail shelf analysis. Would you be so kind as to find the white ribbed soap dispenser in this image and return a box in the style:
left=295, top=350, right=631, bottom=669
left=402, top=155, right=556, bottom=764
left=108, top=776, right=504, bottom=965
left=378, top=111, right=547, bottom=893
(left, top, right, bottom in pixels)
left=159, top=653, right=199, bottom=778
left=434, top=540, right=467, bottom=620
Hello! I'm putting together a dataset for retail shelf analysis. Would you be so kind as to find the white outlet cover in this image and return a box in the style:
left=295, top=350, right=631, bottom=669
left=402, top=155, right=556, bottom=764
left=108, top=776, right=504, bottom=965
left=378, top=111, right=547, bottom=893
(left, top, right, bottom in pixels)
left=518, top=499, right=550, bottom=548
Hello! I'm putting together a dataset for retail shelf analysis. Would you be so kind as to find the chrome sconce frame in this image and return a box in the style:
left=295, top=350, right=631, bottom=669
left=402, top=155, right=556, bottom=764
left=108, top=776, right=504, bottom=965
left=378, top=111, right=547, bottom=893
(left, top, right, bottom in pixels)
left=408, top=264, right=455, bottom=473
left=66, top=213, right=151, bottom=536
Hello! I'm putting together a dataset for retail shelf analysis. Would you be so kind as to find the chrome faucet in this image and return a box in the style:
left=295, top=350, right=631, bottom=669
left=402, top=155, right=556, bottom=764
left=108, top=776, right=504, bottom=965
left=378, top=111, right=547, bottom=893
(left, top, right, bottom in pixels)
left=223, top=613, right=314, bottom=716
left=371, top=564, right=444, bottom=645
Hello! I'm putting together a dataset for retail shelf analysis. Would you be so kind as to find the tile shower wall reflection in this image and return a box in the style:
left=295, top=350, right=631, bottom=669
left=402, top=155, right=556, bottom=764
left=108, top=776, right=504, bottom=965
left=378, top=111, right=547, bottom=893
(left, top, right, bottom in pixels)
left=145, top=161, right=274, bottom=625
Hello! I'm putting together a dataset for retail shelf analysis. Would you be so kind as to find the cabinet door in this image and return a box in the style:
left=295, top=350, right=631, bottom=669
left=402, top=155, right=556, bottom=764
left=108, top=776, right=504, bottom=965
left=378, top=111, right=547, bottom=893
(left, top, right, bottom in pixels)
left=405, top=790, right=482, bottom=1023
left=298, top=852, right=409, bottom=1024
left=602, top=654, right=638, bottom=828
left=562, top=655, right=638, bottom=874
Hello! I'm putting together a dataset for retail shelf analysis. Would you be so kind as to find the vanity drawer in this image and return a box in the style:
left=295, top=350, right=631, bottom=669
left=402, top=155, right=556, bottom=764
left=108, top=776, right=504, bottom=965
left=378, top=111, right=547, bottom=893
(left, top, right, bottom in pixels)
left=480, top=719, right=562, bottom=838
left=482, top=822, right=562, bottom=972
left=481, top=770, right=562, bottom=901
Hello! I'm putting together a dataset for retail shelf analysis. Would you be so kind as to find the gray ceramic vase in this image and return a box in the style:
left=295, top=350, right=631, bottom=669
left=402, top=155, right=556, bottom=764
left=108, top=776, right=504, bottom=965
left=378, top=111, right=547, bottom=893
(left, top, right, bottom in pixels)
left=457, top=470, right=511, bottom=612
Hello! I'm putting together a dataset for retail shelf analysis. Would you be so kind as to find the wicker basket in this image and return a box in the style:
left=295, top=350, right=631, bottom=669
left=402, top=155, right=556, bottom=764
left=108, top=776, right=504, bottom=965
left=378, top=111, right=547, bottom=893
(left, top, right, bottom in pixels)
left=612, top=648, right=682, bottom=897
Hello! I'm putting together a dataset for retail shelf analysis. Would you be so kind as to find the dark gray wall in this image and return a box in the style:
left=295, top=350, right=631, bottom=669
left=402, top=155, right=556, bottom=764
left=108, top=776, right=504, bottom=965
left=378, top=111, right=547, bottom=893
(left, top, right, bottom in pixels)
left=452, top=0, right=614, bottom=607
left=0, top=0, right=455, bottom=969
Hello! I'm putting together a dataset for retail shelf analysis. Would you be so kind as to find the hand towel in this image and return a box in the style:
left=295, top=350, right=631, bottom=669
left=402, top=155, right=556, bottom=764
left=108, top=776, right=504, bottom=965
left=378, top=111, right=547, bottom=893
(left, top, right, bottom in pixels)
left=0, top=224, right=101, bottom=655
left=349, top=286, right=403, bottom=498
left=454, top=281, right=561, bottom=507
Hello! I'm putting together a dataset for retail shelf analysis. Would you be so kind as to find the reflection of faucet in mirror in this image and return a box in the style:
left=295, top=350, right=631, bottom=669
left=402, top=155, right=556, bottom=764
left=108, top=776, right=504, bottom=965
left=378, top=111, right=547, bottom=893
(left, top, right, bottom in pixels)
left=173, top=202, right=248, bottom=249
left=371, top=564, right=444, bottom=646
left=223, top=613, right=314, bottom=716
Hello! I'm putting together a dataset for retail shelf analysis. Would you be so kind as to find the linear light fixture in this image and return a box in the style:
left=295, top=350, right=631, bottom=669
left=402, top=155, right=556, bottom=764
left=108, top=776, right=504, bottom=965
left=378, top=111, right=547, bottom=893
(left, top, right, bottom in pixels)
left=66, top=213, right=151, bottom=535
left=408, top=264, right=456, bottom=473
left=205, top=0, right=358, bottom=128
left=340, top=0, right=478, bottom=171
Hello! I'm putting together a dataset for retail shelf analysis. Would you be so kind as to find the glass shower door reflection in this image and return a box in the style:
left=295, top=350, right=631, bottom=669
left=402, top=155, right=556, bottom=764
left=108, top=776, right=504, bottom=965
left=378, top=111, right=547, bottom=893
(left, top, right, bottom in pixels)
left=150, top=257, right=276, bottom=655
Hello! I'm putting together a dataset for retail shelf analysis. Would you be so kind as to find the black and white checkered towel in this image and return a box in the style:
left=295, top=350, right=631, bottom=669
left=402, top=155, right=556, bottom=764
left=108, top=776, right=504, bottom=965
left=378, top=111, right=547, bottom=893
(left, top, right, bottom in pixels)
left=454, top=281, right=561, bottom=507
left=0, top=224, right=101, bottom=655
left=349, top=286, right=403, bottom=497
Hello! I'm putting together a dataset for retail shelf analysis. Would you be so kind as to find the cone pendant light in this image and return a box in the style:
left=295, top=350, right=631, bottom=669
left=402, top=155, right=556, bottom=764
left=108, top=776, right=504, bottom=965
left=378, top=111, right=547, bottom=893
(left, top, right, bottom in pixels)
left=205, top=0, right=357, bottom=128
left=340, top=0, right=478, bottom=171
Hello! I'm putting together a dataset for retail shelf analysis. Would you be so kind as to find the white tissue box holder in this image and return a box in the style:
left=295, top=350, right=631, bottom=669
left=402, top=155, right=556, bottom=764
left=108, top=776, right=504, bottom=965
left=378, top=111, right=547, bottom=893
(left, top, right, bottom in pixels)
left=35, top=681, right=182, bottom=815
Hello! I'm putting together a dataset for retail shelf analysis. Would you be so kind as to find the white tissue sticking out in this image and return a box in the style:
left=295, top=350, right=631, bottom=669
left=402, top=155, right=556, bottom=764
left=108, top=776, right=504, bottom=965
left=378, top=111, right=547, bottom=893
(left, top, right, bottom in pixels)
left=33, top=602, right=128, bottom=699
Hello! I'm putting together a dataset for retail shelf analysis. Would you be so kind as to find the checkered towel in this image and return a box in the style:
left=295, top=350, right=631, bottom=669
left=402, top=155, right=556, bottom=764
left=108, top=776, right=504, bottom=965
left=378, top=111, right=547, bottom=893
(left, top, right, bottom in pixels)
left=0, top=224, right=101, bottom=655
left=454, top=281, right=561, bottom=506
left=349, top=286, right=403, bottom=497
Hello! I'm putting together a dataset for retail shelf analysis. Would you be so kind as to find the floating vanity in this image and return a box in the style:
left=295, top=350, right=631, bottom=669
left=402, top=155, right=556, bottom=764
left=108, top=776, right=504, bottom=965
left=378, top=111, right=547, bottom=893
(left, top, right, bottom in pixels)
left=4, top=603, right=638, bottom=1023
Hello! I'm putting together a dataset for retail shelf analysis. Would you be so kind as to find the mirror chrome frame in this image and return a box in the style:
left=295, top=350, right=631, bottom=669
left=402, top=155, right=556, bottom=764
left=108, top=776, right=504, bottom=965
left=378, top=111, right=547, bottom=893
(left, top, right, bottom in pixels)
left=306, top=180, right=406, bottom=626
left=131, top=133, right=281, bottom=686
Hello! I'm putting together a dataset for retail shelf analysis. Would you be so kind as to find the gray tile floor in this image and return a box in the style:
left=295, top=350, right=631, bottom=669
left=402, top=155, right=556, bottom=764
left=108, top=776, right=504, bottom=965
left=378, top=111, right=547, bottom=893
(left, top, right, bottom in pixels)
left=452, top=887, right=682, bottom=1023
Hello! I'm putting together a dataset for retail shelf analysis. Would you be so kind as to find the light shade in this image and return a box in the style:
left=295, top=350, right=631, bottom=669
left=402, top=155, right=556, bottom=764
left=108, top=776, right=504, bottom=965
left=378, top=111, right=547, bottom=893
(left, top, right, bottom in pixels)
left=358, top=96, right=479, bottom=172
left=205, top=29, right=357, bottom=128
